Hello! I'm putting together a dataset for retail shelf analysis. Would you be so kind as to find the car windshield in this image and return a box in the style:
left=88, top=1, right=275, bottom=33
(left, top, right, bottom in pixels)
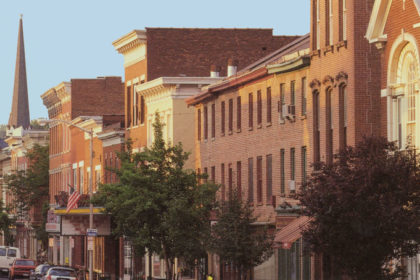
left=0, top=249, right=6, bottom=256
left=7, top=249, right=16, bottom=257
left=16, top=260, right=35, bottom=266
left=49, top=269, right=76, bottom=277
left=41, top=266, right=51, bottom=274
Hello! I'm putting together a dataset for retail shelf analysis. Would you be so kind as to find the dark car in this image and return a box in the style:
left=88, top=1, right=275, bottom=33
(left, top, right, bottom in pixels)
left=29, top=264, right=51, bottom=280
left=9, top=259, right=36, bottom=280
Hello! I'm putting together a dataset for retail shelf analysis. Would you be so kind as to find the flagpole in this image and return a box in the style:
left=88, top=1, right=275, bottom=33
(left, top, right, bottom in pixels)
left=89, top=128, right=93, bottom=280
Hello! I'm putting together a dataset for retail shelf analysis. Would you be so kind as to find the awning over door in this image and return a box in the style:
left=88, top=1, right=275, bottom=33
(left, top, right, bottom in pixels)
left=274, top=216, right=311, bottom=249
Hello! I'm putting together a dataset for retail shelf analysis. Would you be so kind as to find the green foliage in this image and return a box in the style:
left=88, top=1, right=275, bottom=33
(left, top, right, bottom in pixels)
left=33, top=202, right=49, bottom=250
left=5, top=144, right=49, bottom=218
left=299, top=137, right=420, bottom=280
left=0, top=202, right=15, bottom=246
left=93, top=114, right=218, bottom=279
left=210, top=191, right=273, bottom=277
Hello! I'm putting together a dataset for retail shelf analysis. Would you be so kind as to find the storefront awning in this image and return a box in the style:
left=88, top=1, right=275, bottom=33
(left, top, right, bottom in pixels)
left=274, top=216, right=311, bottom=249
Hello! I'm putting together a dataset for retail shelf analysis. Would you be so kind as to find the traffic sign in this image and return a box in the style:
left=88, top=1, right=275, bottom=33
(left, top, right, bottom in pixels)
left=87, top=228, right=97, bottom=237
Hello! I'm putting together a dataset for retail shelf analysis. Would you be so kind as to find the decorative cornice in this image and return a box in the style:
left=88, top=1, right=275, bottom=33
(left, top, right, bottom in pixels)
left=335, top=71, right=349, bottom=85
left=267, top=56, right=310, bottom=75
left=322, top=75, right=335, bottom=88
left=112, top=30, right=147, bottom=54
left=309, top=79, right=321, bottom=90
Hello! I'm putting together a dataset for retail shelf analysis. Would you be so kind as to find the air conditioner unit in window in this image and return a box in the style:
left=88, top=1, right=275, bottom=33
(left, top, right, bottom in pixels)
left=282, top=104, right=296, bottom=120
left=288, top=180, right=296, bottom=192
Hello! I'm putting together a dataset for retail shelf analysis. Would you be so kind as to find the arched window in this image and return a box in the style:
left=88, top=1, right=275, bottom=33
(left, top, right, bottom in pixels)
left=339, top=84, right=347, bottom=149
left=313, top=90, right=321, bottom=166
left=326, top=87, right=334, bottom=164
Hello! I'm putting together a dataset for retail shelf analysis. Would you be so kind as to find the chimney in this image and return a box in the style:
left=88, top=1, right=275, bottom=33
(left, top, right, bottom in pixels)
left=227, top=59, right=238, bottom=77
left=210, top=65, right=220, bottom=78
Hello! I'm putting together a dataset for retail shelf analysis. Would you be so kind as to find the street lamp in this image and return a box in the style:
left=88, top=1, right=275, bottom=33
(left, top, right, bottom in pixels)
left=39, top=118, right=94, bottom=280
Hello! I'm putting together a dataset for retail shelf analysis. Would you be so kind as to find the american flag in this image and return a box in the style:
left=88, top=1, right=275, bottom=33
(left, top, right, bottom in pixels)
left=66, top=188, right=81, bottom=214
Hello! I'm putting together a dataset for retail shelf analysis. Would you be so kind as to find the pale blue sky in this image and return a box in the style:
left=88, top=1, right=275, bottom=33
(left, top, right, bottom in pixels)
left=0, top=0, right=310, bottom=124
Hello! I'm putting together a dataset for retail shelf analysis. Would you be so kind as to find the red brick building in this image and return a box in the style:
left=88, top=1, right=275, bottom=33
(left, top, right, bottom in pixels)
left=366, top=0, right=420, bottom=277
left=41, top=77, right=124, bottom=275
left=113, top=28, right=300, bottom=151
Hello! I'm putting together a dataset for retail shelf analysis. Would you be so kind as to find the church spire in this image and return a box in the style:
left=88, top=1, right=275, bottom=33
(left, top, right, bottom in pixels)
left=8, top=15, right=30, bottom=129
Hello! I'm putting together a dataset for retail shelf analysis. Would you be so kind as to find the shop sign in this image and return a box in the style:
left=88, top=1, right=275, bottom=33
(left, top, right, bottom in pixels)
left=48, top=238, right=54, bottom=247
left=61, top=215, right=111, bottom=236
left=87, top=236, right=94, bottom=251
left=46, top=210, right=61, bottom=233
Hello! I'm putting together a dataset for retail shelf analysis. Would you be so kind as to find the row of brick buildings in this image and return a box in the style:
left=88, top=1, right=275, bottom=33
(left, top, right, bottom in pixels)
left=2, top=0, right=420, bottom=279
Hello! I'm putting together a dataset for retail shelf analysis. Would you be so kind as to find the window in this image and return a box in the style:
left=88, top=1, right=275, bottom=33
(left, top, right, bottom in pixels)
left=313, top=0, right=321, bottom=50
left=313, top=91, right=321, bottom=165
left=407, top=61, right=416, bottom=146
left=257, top=156, right=262, bottom=203
left=291, top=81, right=295, bottom=106
left=221, top=101, right=226, bottom=135
left=302, top=146, right=307, bottom=185
left=211, top=166, right=215, bottom=182
left=237, top=161, right=241, bottom=197
left=95, top=168, right=101, bottom=188
left=301, top=77, right=307, bottom=115
left=197, top=109, right=201, bottom=141
left=228, top=164, right=233, bottom=199
left=204, top=167, right=208, bottom=183
left=204, top=106, right=208, bottom=140
left=211, top=104, right=215, bottom=138
left=326, top=88, right=333, bottom=164
left=280, top=149, right=285, bottom=194
left=248, top=158, right=254, bottom=202
left=279, top=239, right=311, bottom=280
left=326, top=0, right=333, bottom=46
left=221, top=163, right=225, bottom=201
left=133, top=85, right=138, bottom=126
left=339, top=86, right=347, bottom=149
left=249, top=93, right=253, bottom=128
left=280, top=83, right=285, bottom=120
left=339, top=0, right=347, bottom=41
left=290, top=148, right=295, bottom=181
left=267, top=87, right=272, bottom=123
left=257, top=90, right=262, bottom=125
left=79, top=167, right=84, bottom=194
left=266, top=154, right=272, bottom=204
left=229, top=99, right=233, bottom=132
left=140, top=96, right=145, bottom=125
left=126, top=86, right=131, bottom=127
left=237, top=96, right=241, bottom=130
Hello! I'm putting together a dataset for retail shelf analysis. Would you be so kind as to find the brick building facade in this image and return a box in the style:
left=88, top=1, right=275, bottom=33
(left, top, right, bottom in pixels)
left=366, top=0, right=420, bottom=278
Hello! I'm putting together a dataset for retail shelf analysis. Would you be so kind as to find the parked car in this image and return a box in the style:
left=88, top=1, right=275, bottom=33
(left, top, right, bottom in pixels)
left=29, top=264, right=51, bottom=280
left=0, top=247, right=21, bottom=276
left=42, top=267, right=77, bottom=280
left=9, top=259, right=36, bottom=280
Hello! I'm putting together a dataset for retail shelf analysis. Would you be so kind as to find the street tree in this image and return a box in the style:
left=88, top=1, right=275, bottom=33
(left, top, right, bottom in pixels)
left=299, top=137, right=420, bottom=280
left=210, top=191, right=273, bottom=280
left=93, top=114, right=218, bottom=280
left=5, top=144, right=49, bottom=249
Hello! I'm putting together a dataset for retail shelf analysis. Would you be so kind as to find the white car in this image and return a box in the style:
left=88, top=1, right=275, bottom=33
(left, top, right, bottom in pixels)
left=0, top=247, right=21, bottom=275
left=43, top=267, right=77, bottom=280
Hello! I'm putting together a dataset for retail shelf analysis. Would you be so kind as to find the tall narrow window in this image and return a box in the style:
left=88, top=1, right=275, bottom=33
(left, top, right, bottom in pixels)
left=221, top=163, right=225, bottom=201
left=291, top=81, right=295, bottom=106
left=267, top=87, right=272, bottom=123
left=237, top=96, right=241, bottom=130
left=280, top=149, right=285, bottom=194
left=249, top=93, right=253, bottom=128
left=133, top=87, right=138, bottom=126
left=326, top=88, right=333, bottom=164
left=330, top=0, right=333, bottom=44
left=126, top=86, right=131, bottom=127
left=248, top=158, right=254, bottom=202
left=140, top=96, right=145, bottom=125
left=257, top=156, right=263, bottom=203
left=280, top=83, right=285, bottom=120
left=302, top=77, right=307, bottom=115
left=397, top=97, right=402, bottom=149
left=228, top=164, right=233, bottom=199
left=211, top=166, right=215, bottom=182
left=315, top=0, right=321, bottom=49
left=339, top=0, right=347, bottom=41
left=266, top=154, right=272, bottom=204
left=197, top=109, right=201, bottom=141
left=211, top=104, right=215, bottom=138
left=407, top=62, right=416, bottom=145
left=204, top=106, right=208, bottom=140
left=290, top=148, right=295, bottom=181
left=313, top=91, right=321, bottom=166
left=339, top=86, right=347, bottom=149
left=229, top=99, right=233, bottom=132
left=326, top=0, right=333, bottom=46
left=302, top=146, right=307, bottom=185
left=237, top=161, right=242, bottom=197
left=257, top=90, right=262, bottom=125
left=221, top=101, right=226, bottom=135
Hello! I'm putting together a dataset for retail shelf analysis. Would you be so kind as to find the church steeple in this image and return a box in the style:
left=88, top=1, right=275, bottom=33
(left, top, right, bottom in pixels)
left=8, top=15, right=30, bottom=129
